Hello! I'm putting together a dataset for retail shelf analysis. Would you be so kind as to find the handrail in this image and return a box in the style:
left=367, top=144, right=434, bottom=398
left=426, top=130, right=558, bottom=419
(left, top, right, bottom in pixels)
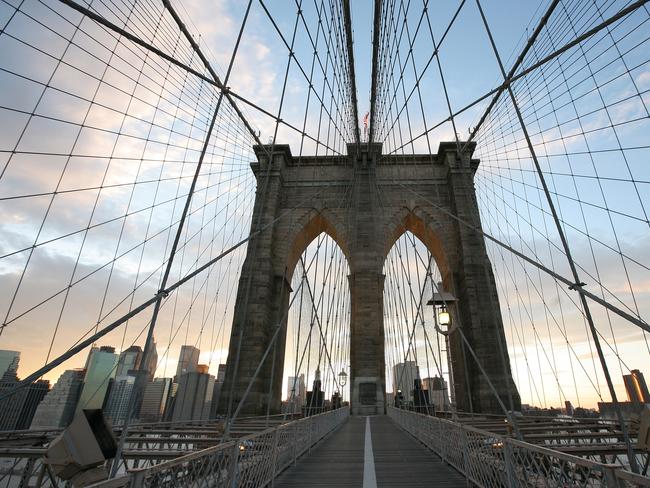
left=90, top=407, right=349, bottom=487
left=388, top=406, right=649, bottom=487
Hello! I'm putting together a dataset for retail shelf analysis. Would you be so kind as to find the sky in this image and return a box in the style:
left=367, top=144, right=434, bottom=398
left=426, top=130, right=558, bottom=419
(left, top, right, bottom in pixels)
left=0, top=0, right=648, bottom=411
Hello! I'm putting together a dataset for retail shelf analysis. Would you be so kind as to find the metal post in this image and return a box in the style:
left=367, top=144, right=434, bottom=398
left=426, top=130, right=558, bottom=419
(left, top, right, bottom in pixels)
left=438, top=418, right=447, bottom=463
left=461, top=427, right=471, bottom=487
left=131, top=470, right=146, bottom=488
left=504, top=441, right=518, bottom=488
left=228, top=442, right=240, bottom=488
left=293, top=422, right=299, bottom=465
left=270, top=427, right=280, bottom=486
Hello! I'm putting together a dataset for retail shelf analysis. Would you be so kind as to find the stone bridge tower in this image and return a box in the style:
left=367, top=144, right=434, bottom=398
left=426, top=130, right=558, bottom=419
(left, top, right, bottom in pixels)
left=219, top=142, right=520, bottom=416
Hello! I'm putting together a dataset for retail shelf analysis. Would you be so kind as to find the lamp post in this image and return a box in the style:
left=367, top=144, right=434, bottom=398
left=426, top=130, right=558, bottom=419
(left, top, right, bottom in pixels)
left=426, top=282, right=457, bottom=408
left=338, top=370, right=348, bottom=387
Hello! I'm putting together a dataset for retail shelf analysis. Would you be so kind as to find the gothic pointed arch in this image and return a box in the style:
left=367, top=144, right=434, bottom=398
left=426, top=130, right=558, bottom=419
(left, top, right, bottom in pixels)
left=383, top=207, right=452, bottom=287
left=283, top=209, right=351, bottom=281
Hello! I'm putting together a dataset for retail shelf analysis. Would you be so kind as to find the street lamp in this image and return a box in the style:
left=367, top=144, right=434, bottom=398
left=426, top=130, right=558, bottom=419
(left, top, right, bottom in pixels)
left=338, top=370, right=348, bottom=387
left=426, top=282, right=458, bottom=408
left=438, top=305, right=450, bottom=326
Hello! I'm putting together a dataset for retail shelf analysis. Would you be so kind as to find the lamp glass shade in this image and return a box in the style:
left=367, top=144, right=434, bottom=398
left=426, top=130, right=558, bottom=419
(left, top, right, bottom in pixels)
left=338, top=370, right=348, bottom=387
left=438, top=310, right=451, bottom=326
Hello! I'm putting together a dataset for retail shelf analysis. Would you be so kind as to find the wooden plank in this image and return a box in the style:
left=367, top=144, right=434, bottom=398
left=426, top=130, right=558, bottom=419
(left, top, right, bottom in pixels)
left=274, top=416, right=467, bottom=487
left=371, top=416, right=466, bottom=487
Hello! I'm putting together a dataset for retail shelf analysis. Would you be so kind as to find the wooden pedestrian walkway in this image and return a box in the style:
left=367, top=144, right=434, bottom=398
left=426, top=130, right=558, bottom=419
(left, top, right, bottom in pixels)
left=273, top=415, right=467, bottom=487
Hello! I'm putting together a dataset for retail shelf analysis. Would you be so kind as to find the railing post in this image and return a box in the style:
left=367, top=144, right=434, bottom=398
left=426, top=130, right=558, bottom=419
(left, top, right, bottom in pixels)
left=131, top=470, right=146, bottom=488
left=504, top=441, right=518, bottom=488
left=461, top=427, right=471, bottom=487
left=228, top=442, right=240, bottom=488
left=293, top=421, right=299, bottom=465
left=602, top=465, right=623, bottom=488
left=270, top=427, right=280, bottom=486
left=438, top=418, right=446, bottom=462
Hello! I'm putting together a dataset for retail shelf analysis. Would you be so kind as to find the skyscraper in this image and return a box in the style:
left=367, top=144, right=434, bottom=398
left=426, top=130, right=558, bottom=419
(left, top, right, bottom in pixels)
left=624, top=369, right=650, bottom=403
left=0, top=351, right=51, bottom=430
left=0, top=350, right=20, bottom=380
left=115, top=346, right=142, bottom=377
left=217, top=363, right=227, bottom=383
left=393, top=361, right=419, bottom=403
left=287, top=374, right=306, bottom=410
left=175, top=345, right=200, bottom=381
left=171, top=366, right=214, bottom=422
left=31, top=369, right=85, bottom=429
left=422, top=376, right=450, bottom=410
left=0, top=369, right=50, bottom=431
left=209, top=364, right=227, bottom=419
left=76, top=346, right=118, bottom=413
left=139, top=378, right=172, bottom=423
left=103, top=375, right=136, bottom=425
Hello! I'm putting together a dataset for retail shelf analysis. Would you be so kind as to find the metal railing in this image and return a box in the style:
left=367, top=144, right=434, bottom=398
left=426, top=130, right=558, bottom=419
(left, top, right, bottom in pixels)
left=91, top=407, right=349, bottom=487
left=388, top=406, right=649, bottom=487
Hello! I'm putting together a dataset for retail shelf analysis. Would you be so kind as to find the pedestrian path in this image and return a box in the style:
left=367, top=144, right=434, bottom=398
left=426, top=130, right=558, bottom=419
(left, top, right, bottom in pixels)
left=273, top=415, right=467, bottom=487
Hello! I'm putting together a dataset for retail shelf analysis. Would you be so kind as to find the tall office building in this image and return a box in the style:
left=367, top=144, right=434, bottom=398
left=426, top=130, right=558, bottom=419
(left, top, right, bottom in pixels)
left=115, top=346, right=142, bottom=377
left=163, top=382, right=179, bottom=421
left=139, top=377, right=172, bottom=422
left=175, top=345, right=200, bottom=381
left=0, top=370, right=50, bottom=431
left=76, top=346, right=118, bottom=413
left=422, top=376, right=450, bottom=410
left=209, top=381, right=223, bottom=419
left=209, top=364, right=227, bottom=419
left=217, top=363, right=227, bottom=383
left=624, top=369, right=650, bottom=403
left=31, top=369, right=85, bottom=429
left=287, top=374, right=306, bottom=409
left=103, top=375, right=136, bottom=425
left=393, top=361, right=419, bottom=403
left=171, top=366, right=214, bottom=422
left=0, top=350, right=20, bottom=380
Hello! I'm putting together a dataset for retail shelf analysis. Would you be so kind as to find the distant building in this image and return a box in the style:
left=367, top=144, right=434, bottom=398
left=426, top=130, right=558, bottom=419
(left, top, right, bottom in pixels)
left=422, top=376, right=450, bottom=411
left=565, top=400, right=575, bottom=416
left=171, top=368, right=215, bottom=422
left=287, top=374, right=306, bottom=410
left=175, top=345, right=200, bottom=382
left=104, top=375, right=136, bottom=425
left=31, top=369, right=84, bottom=429
left=393, top=361, right=419, bottom=403
left=209, top=381, right=223, bottom=419
left=115, top=346, right=142, bottom=377
left=217, top=364, right=227, bottom=383
left=140, top=378, right=172, bottom=423
left=163, top=382, right=179, bottom=421
left=0, top=371, right=50, bottom=430
left=305, top=369, right=324, bottom=416
left=599, top=401, right=645, bottom=421
left=77, top=346, right=118, bottom=412
left=386, top=392, right=394, bottom=406
left=624, top=369, right=650, bottom=404
left=207, top=364, right=227, bottom=419
left=0, top=350, right=20, bottom=380
left=412, top=378, right=430, bottom=413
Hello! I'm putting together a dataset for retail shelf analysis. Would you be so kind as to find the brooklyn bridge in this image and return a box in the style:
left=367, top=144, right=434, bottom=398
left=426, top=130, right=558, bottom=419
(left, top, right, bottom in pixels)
left=0, top=0, right=649, bottom=486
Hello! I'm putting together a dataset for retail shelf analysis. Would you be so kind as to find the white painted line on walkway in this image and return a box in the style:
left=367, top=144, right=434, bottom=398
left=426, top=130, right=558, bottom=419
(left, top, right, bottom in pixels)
left=363, top=416, right=377, bottom=488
